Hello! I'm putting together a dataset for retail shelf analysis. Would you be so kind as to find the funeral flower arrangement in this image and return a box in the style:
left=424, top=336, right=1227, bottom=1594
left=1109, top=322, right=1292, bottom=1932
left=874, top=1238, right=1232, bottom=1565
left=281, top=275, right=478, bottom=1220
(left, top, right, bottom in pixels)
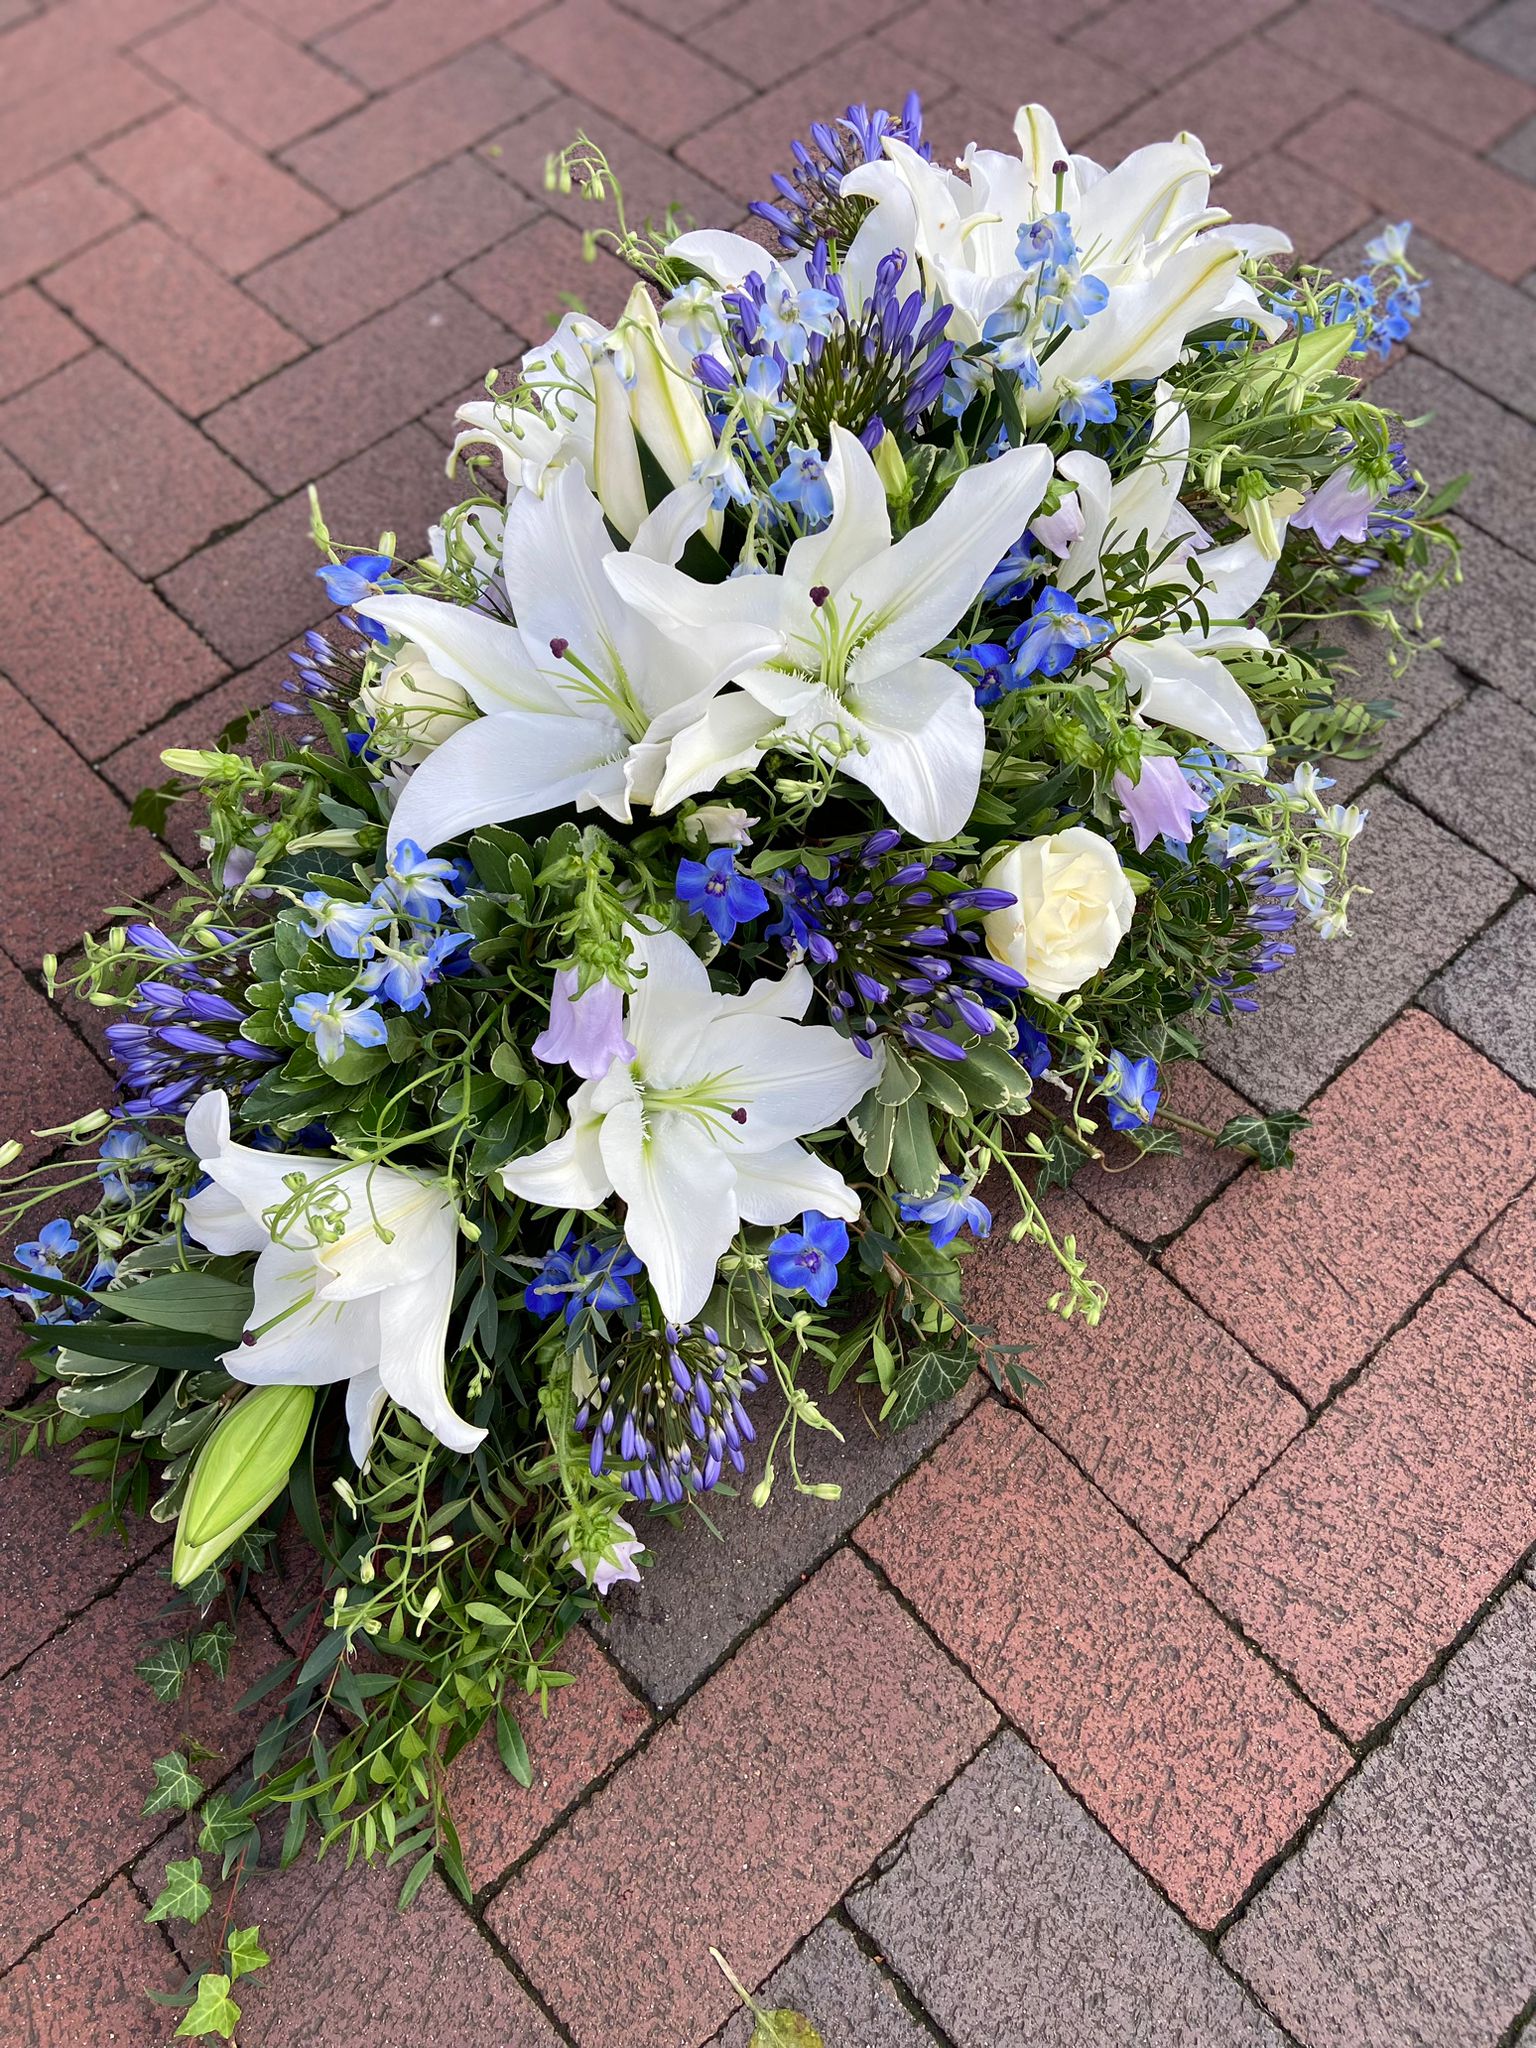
left=3, top=96, right=1453, bottom=1926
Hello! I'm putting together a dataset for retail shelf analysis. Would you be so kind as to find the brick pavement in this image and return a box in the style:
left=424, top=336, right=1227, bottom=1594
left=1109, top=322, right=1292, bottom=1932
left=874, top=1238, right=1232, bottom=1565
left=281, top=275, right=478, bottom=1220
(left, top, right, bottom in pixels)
left=0, top=0, right=1534, bottom=2041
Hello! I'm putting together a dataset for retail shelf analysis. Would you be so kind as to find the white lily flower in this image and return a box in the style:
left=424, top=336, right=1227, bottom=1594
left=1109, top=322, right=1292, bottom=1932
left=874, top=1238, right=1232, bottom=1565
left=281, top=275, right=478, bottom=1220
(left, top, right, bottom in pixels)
left=836, top=104, right=1288, bottom=415
left=181, top=1091, right=481, bottom=1464
left=1038, top=398, right=1287, bottom=767
left=500, top=925, right=878, bottom=1321
left=355, top=465, right=783, bottom=855
left=449, top=311, right=602, bottom=499
left=607, top=423, right=1052, bottom=839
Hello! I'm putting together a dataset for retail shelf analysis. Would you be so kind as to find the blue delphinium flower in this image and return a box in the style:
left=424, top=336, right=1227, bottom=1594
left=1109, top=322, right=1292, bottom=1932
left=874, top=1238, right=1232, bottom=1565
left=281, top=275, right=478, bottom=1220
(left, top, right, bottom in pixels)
left=315, top=553, right=396, bottom=607
left=98, top=1128, right=148, bottom=1204
left=358, top=930, right=472, bottom=1012
left=769, top=443, right=835, bottom=525
left=378, top=839, right=464, bottom=922
left=1016, top=210, right=1075, bottom=274
left=1047, top=268, right=1111, bottom=332
left=676, top=848, right=770, bottom=942
left=1009, top=587, right=1112, bottom=680
left=526, top=1233, right=643, bottom=1326
left=15, top=1218, right=78, bottom=1278
left=289, top=991, right=390, bottom=1065
left=300, top=892, right=390, bottom=960
left=766, top=1210, right=849, bottom=1307
left=1099, top=1051, right=1162, bottom=1130
left=756, top=271, right=840, bottom=364
left=898, top=1175, right=992, bottom=1248
left=1056, top=377, right=1117, bottom=437
left=1014, top=1018, right=1053, bottom=1077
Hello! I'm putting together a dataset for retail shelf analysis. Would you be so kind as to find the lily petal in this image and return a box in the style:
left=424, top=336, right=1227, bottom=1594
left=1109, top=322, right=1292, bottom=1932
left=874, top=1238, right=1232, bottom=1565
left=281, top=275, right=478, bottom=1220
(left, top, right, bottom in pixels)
left=597, top=1095, right=738, bottom=1321
left=376, top=1250, right=485, bottom=1454
left=354, top=593, right=562, bottom=718
left=701, top=1010, right=876, bottom=1152
left=842, top=655, right=986, bottom=841
left=385, top=707, right=625, bottom=855
left=732, top=1139, right=862, bottom=1226
left=500, top=1080, right=613, bottom=1212
left=1120, top=639, right=1269, bottom=762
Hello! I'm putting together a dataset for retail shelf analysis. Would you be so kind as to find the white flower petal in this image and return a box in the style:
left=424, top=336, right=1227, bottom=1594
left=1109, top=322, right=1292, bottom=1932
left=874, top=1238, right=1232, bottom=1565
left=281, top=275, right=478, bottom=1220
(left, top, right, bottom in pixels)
left=345, top=1366, right=388, bottom=1466
left=227, top=1284, right=380, bottom=1388
left=1120, top=639, right=1269, bottom=762
left=783, top=424, right=890, bottom=596
left=732, top=1139, right=863, bottom=1226
left=650, top=690, right=778, bottom=812
left=183, top=1181, right=267, bottom=1258
left=376, top=1250, right=485, bottom=1454
left=315, top=1168, right=457, bottom=1300
left=842, top=655, right=985, bottom=841
left=701, top=1011, right=876, bottom=1152
left=384, top=708, right=625, bottom=856
left=598, top=1097, right=738, bottom=1321
left=504, top=461, right=640, bottom=684
left=500, top=1080, right=614, bottom=1212
left=845, top=443, right=1052, bottom=672
left=666, top=227, right=773, bottom=289
left=353, top=592, right=562, bottom=718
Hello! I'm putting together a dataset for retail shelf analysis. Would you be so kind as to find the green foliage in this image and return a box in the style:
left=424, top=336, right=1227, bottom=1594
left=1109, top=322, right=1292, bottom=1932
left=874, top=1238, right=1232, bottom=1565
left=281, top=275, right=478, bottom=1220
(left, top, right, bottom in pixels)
left=1215, top=1111, right=1311, bottom=1170
left=143, top=1753, right=206, bottom=1816
left=146, top=1857, right=212, bottom=1927
left=175, top=1973, right=241, bottom=2040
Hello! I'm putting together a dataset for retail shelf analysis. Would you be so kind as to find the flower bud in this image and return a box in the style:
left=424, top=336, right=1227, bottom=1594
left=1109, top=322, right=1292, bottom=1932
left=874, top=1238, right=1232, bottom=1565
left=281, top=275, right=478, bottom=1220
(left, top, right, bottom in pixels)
left=171, top=1384, right=315, bottom=1586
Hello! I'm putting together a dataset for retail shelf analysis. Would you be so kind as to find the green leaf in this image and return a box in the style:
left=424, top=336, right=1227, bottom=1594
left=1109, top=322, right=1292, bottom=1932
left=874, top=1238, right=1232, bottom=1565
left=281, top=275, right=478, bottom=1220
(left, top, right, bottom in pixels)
left=495, top=1704, right=533, bottom=1788
left=146, top=1856, right=211, bottom=1927
left=56, top=1363, right=160, bottom=1417
left=883, top=1341, right=975, bottom=1430
left=1032, top=1127, right=1095, bottom=1194
left=1127, top=1125, right=1183, bottom=1158
left=751, top=2011, right=825, bottom=2048
left=136, top=1639, right=190, bottom=1703
left=225, top=1925, right=270, bottom=1983
left=197, top=1793, right=254, bottom=1857
left=143, top=1752, right=206, bottom=1816
left=175, top=1972, right=240, bottom=2040
left=91, top=1271, right=253, bottom=1342
left=397, top=1849, right=436, bottom=1912
left=889, top=1095, right=942, bottom=1200
left=1214, top=1110, right=1309, bottom=1170
left=190, top=1623, right=237, bottom=1681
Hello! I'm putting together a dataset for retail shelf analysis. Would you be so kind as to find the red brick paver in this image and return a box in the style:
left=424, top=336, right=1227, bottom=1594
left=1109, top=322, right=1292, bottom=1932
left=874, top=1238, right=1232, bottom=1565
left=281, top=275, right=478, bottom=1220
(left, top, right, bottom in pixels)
left=1191, top=1274, right=1536, bottom=1739
left=858, top=1404, right=1349, bottom=1927
left=492, top=1548, right=997, bottom=2046
left=3, top=4, right=1536, bottom=2038
left=1167, top=1010, right=1536, bottom=1404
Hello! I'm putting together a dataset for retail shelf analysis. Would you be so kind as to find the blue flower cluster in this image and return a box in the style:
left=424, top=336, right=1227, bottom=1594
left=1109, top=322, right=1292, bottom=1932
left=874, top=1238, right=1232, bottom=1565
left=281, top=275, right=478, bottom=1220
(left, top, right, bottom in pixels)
left=575, top=1322, right=770, bottom=1502
left=1, top=1217, right=114, bottom=1323
left=765, top=832, right=1034, bottom=1067
left=105, top=924, right=277, bottom=1117
left=289, top=839, right=472, bottom=1059
left=749, top=95, right=930, bottom=254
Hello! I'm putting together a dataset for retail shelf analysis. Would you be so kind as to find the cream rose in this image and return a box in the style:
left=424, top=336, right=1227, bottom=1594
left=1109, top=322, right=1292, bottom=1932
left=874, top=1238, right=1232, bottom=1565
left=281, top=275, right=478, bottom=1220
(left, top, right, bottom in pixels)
left=358, top=647, right=473, bottom=764
left=983, top=827, right=1135, bottom=998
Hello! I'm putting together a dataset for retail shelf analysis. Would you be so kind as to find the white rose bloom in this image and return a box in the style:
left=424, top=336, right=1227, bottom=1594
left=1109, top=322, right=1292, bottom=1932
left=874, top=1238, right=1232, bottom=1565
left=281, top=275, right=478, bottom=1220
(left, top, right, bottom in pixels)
left=358, top=647, right=474, bottom=764
left=983, top=827, right=1135, bottom=998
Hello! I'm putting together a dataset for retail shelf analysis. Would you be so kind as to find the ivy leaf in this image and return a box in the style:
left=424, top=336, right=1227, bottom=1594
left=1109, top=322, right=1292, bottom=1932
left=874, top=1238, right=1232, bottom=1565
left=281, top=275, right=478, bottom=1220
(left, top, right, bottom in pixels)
left=1128, top=1125, right=1183, bottom=1158
left=1214, top=1110, right=1309, bottom=1170
left=751, top=2011, right=825, bottom=2048
left=1032, top=1127, right=1096, bottom=1193
left=143, top=1752, right=206, bottom=1816
left=225, top=1925, right=270, bottom=1983
left=145, top=1856, right=211, bottom=1927
left=883, top=1341, right=975, bottom=1430
left=190, top=1623, right=237, bottom=1681
left=197, top=1792, right=255, bottom=1858
left=175, top=1972, right=241, bottom=2040
left=136, top=1639, right=190, bottom=1703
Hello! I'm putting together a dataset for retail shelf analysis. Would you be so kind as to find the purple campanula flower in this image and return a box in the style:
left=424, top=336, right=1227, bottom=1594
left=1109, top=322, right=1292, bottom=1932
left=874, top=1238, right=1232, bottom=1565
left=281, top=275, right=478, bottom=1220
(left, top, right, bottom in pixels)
left=531, top=969, right=637, bottom=1082
left=1291, top=463, right=1381, bottom=549
left=1113, top=755, right=1210, bottom=854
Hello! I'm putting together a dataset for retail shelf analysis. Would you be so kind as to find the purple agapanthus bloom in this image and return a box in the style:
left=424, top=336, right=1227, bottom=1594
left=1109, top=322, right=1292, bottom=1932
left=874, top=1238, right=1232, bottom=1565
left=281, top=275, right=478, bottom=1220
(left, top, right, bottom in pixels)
left=766, top=1210, right=849, bottom=1307
left=898, top=1175, right=991, bottom=1248
left=676, top=848, right=770, bottom=942
left=1113, top=756, right=1210, bottom=854
left=532, top=969, right=637, bottom=1081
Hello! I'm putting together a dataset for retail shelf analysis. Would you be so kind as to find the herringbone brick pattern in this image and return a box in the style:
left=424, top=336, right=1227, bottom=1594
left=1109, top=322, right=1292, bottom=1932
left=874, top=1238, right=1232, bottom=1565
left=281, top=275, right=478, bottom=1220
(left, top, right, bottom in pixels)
left=1, top=0, right=1534, bottom=2041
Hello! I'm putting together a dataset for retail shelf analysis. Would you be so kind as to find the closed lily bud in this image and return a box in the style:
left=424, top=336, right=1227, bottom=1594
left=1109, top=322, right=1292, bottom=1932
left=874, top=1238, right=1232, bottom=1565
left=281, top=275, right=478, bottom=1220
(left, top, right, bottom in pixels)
left=589, top=346, right=648, bottom=540
left=172, top=1383, right=315, bottom=1586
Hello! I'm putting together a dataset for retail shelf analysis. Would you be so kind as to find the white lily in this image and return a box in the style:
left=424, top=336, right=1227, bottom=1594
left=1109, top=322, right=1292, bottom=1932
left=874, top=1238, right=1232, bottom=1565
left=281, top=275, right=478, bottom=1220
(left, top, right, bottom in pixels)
left=355, top=465, right=782, bottom=855
left=837, top=104, right=1288, bottom=417
left=500, top=925, right=877, bottom=1321
left=450, top=311, right=602, bottom=499
left=1042, top=404, right=1288, bottom=765
left=181, top=1091, right=481, bottom=1464
left=607, top=423, right=1052, bottom=839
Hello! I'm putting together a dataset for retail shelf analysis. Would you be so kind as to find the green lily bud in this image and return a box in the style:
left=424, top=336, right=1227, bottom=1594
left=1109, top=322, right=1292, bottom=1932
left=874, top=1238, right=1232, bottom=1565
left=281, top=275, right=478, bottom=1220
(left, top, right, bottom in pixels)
left=172, top=1384, right=315, bottom=1586
left=872, top=430, right=908, bottom=503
